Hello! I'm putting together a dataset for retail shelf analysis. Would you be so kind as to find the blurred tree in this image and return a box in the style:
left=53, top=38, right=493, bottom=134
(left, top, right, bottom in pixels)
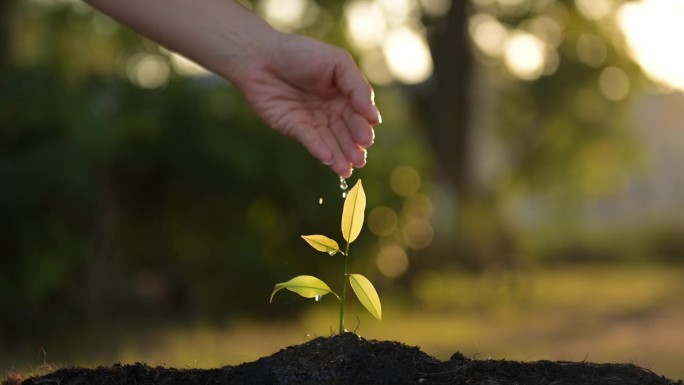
left=1, top=0, right=672, bottom=344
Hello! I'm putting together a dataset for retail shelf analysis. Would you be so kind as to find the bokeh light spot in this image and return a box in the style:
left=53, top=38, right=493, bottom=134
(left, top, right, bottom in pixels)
left=504, top=31, right=546, bottom=80
left=403, top=218, right=434, bottom=250
left=469, top=13, right=508, bottom=57
left=345, top=1, right=387, bottom=51
left=382, top=25, right=433, bottom=84
left=390, top=165, right=421, bottom=197
left=126, top=53, right=170, bottom=89
left=599, top=66, right=630, bottom=101
left=575, top=0, right=613, bottom=20
left=260, top=0, right=309, bottom=31
left=361, top=50, right=394, bottom=86
left=376, top=244, right=409, bottom=278
left=576, top=34, right=607, bottom=68
left=525, top=16, right=563, bottom=48
left=403, top=194, right=434, bottom=220
left=368, top=206, right=399, bottom=237
left=618, top=0, right=684, bottom=92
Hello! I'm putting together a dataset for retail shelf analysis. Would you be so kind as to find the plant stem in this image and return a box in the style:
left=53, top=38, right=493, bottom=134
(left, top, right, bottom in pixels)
left=339, top=242, right=351, bottom=334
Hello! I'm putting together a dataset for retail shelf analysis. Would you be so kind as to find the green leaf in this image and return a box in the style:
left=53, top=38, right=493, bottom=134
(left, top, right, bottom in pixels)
left=270, top=275, right=339, bottom=303
left=341, top=179, right=366, bottom=243
left=349, top=273, right=382, bottom=320
left=301, top=235, right=341, bottom=255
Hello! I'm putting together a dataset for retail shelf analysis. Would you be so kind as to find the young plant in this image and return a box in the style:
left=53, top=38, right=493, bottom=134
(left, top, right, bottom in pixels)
left=270, top=179, right=382, bottom=334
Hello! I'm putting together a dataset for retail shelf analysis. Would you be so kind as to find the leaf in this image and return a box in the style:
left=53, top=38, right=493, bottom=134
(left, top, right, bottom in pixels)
left=348, top=273, right=382, bottom=320
left=270, top=275, right=339, bottom=303
left=301, top=235, right=341, bottom=255
left=341, top=179, right=366, bottom=243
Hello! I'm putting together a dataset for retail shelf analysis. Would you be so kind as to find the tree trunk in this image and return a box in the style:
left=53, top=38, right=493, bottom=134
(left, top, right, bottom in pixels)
left=419, top=2, right=472, bottom=198
left=403, top=2, right=473, bottom=272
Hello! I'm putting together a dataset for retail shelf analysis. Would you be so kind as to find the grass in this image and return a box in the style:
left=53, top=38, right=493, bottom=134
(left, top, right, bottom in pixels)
left=3, top=264, right=683, bottom=381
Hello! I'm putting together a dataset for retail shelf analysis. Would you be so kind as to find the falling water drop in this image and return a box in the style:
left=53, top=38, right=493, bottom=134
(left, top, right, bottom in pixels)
left=340, top=176, right=349, bottom=199
left=314, top=295, right=322, bottom=302
left=339, top=176, right=348, bottom=191
left=318, top=197, right=323, bottom=205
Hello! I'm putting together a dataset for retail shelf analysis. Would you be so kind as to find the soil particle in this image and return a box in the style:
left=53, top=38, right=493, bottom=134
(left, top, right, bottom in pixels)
left=7, top=333, right=682, bottom=385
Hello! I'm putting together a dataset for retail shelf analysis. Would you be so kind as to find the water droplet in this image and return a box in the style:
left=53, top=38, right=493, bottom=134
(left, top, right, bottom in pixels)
left=314, top=295, right=322, bottom=302
left=339, top=176, right=350, bottom=198
left=318, top=197, right=323, bottom=205
left=327, top=250, right=337, bottom=256
left=339, top=176, right=348, bottom=190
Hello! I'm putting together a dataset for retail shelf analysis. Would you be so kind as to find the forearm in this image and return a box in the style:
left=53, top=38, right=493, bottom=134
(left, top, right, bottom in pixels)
left=85, top=0, right=279, bottom=82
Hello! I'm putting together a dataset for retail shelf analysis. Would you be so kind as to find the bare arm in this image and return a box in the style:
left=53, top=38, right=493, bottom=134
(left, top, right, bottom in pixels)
left=86, top=0, right=381, bottom=177
left=85, top=0, right=270, bottom=80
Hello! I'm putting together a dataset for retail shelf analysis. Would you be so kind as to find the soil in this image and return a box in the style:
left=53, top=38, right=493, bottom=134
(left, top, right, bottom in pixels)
left=5, top=333, right=682, bottom=385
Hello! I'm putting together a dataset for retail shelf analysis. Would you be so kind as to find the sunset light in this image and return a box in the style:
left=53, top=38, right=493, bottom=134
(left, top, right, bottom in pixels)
left=618, top=0, right=684, bottom=92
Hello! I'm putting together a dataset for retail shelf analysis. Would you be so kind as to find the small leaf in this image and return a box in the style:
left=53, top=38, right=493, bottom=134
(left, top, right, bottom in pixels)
left=301, top=235, right=341, bottom=255
left=270, top=275, right=339, bottom=303
left=341, top=179, right=366, bottom=243
left=349, top=273, right=382, bottom=320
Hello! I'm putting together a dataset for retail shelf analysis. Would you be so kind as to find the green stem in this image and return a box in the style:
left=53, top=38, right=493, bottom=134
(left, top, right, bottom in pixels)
left=339, top=242, right=351, bottom=334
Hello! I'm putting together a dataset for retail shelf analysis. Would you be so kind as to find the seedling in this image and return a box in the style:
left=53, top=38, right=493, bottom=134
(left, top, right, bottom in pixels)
left=270, top=179, right=382, bottom=334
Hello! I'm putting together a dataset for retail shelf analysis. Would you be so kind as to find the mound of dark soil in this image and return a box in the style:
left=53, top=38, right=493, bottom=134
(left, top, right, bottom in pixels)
left=6, top=333, right=682, bottom=385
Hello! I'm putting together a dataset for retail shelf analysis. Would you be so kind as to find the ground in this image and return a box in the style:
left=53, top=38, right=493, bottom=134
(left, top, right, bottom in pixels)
left=5, top=333, right=681, bottom=385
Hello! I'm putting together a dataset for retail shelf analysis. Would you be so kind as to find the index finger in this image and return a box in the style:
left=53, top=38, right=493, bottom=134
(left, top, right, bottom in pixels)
left=335, top=52, right=382, bottom=125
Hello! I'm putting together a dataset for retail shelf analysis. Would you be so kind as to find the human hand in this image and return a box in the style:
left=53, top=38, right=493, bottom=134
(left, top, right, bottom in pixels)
left=233, top=33, right=382, bottom=178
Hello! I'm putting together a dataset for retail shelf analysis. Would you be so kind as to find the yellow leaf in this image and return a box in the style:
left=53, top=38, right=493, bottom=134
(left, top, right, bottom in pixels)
left=301, top=235, right=341, bottom=255
left=341, top=179, right=366, bottom=243
left=349, top=273, right=382, bottom=320
left=270, top=275, right=339, bottom=303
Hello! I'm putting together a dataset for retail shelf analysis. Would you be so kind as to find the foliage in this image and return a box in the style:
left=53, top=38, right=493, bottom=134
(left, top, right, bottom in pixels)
left=270, top=180, right=382, bottom=333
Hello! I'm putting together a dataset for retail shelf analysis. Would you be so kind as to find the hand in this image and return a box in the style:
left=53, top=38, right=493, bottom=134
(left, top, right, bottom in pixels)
left=233, top=33, right=382, bottom=178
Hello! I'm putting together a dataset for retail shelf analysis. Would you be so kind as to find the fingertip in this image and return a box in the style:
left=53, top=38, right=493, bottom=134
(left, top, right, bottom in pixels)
left=371, top=104, right=382, bottom=125
left=352, top=149, right=367, bottom=169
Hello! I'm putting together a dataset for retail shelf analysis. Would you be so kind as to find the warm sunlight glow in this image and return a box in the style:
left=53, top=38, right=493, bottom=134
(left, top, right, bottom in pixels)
left=376, top=245, right=409, bottom=278
left=390, top=165, right=421, bottom=197
left=126, top=53, right=170, bottom=89
left=403, top=218, right=434, bottom=249
left=576, top=33, right=607, bottom=68
left=368, top=206, right=399, bottom=236
left=618, top=0, right=684, bottom=92
left=403, top=194, right=434, bottom=221
left=525, top=16, right=563, bottom=48
left=599, top=66, right=630, bottom=101
left=504, top=31, right=546, bottom=80
left=260, top=0, right=308, bottom=31
left=382, top=26, right=433, bottom=84
left=469, top=13, right=508, bottom=57
left=376, top=0, right=415, bottom=24
left=361, top=50, right=394, bottom=86
left=345, top=0, right=387, bottom=51
left=575, top=0, right=614, bottom=20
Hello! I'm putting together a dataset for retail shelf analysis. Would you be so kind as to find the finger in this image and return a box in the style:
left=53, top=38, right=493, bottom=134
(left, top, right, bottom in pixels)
left=289, top=124, right=334, bottom=166
left=343, top=105, right=374, bottom=147
left=317, top=122, right=355, bottom=177
left=335, top=53, right=382, bottom=125
left=330, top=116, right=367, bottom=169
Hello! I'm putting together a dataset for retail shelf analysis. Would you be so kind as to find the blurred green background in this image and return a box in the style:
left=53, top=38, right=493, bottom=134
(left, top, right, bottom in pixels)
left=2, top=0, right=683, bottom=381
